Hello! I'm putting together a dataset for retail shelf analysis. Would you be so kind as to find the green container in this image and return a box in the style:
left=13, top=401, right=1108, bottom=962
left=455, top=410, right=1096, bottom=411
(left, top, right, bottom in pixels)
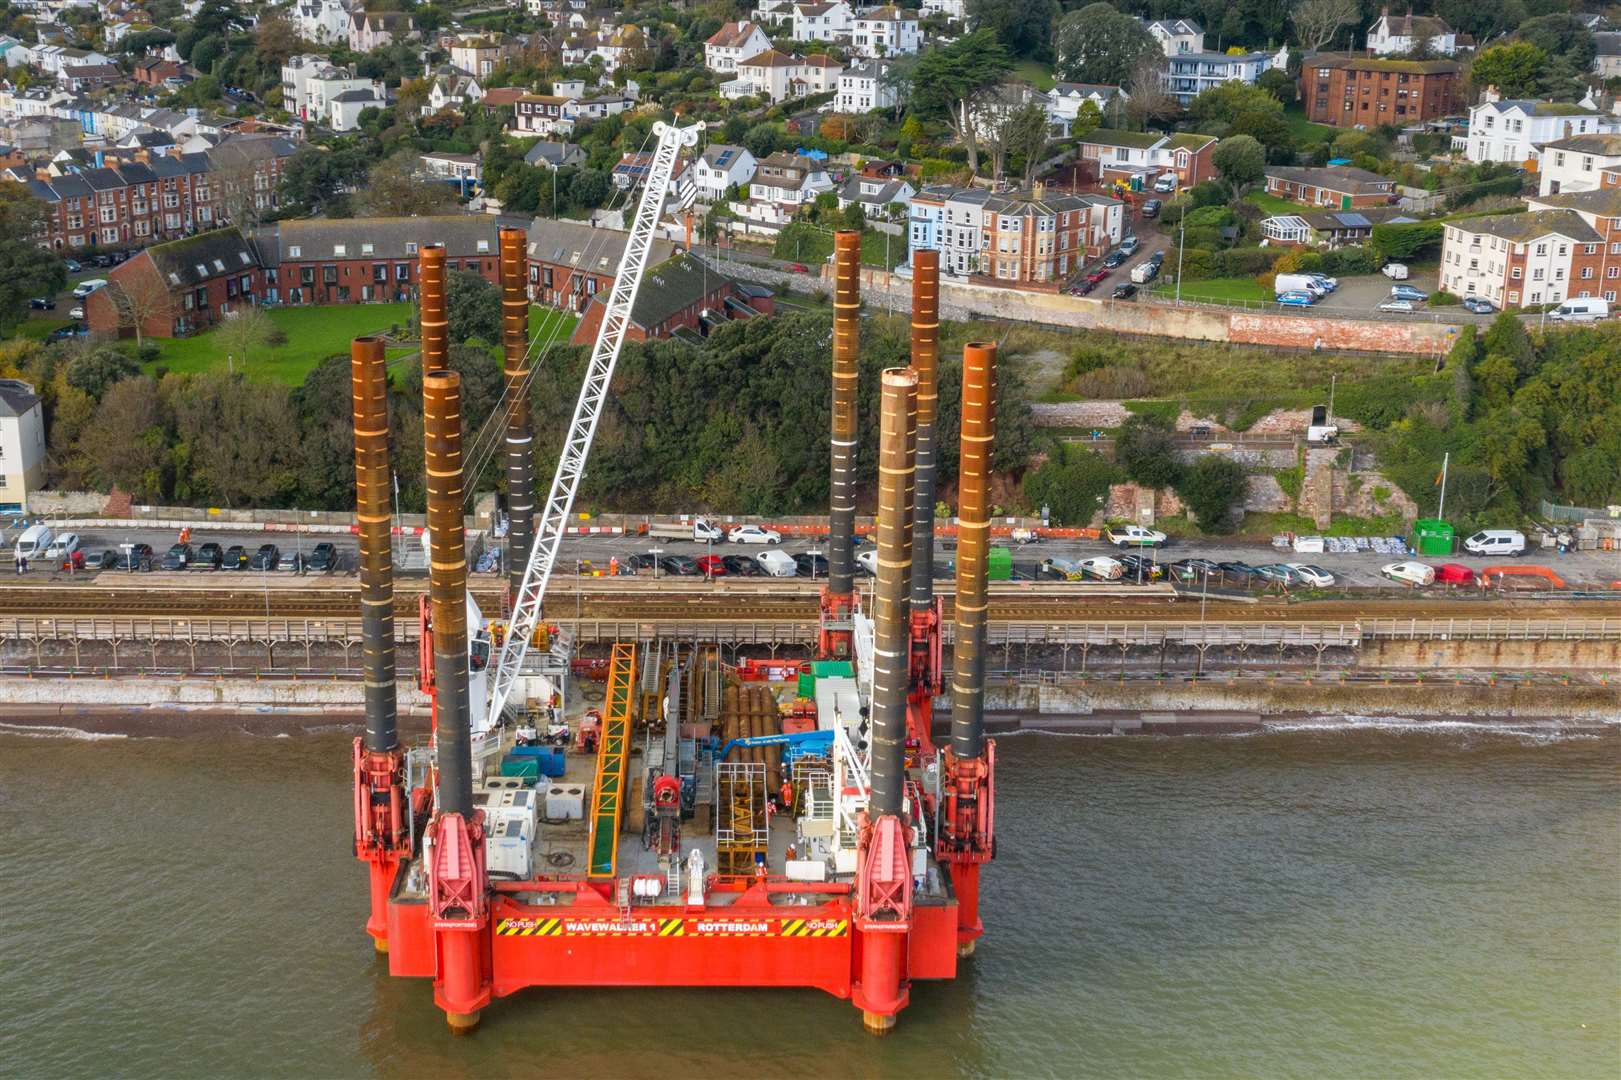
left=500, top=756, right=540, bottom=780
left=811, top=661, right=854, bottom=678
left=1410, top=518, right=1454, bottom=556
left=797, top=673, right=816, bottom=698
left=987, top=546, right=1013, bottom=581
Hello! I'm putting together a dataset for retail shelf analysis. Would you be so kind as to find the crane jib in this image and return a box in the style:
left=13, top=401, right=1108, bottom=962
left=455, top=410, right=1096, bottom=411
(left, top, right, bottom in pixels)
left=487, top=120, right=706, bottom=721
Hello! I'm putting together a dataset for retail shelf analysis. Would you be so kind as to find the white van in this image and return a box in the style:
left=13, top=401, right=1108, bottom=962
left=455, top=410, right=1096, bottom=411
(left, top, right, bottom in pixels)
left=1463, top=529, right=1526, bottom=556
left=44, top=532, right=80, bottom=558
left=755, top=549, right=797, bottom=577
left=1548, top=297, right=1608, bottom=322
left=14, top=524, right=53, bottom=561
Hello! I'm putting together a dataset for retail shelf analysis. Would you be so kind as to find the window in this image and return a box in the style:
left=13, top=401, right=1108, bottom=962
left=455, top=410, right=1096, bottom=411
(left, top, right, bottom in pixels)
left=334, top=244, right=346, bottom=256
left=361, top=243, right=374, bottom=255
left=1511, top=267, right=1522, bottom=279
left=477, top=239, right=490, bottom=252
left=1585, top=244, right=1598, bottom=254
left=373, top=264, right=388, bottom=283
left=1582, top=267, right=1594, bottom=279
left=396, top=263, right=409, bottom=281
left=1535, top=243, right=1547, bottom=255
left=289, top=245, right=302, bottom=258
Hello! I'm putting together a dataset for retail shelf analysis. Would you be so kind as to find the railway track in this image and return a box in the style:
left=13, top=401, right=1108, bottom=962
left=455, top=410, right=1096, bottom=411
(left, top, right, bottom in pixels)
left=0, top=583, right=1613, bottom=624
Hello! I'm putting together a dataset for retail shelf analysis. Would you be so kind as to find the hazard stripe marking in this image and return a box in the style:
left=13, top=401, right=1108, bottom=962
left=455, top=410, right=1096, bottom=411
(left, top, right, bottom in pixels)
left=495, top=917, right=851, bottom=937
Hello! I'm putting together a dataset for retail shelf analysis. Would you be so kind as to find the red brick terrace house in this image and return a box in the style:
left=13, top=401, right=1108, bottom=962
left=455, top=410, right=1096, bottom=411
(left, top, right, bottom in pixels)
left=85, top=227, right=261, bottom=338
left=1262, top=165, right=1398, bottom=209
left=251, top=215, right=501, bottom=305
left=526, top=217, right=675, bottom=312
left=570, top=252, right=772, bottom=345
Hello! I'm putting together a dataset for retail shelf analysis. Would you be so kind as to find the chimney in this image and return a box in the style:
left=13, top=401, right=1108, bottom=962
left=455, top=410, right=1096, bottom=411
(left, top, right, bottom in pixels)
left=498, top=226, right=535, bottom=597
left=950, top=342, right=997, bottom=763
left=352, top=336, right=398, bottom=755
left=868, top=367, right=917, bottom=819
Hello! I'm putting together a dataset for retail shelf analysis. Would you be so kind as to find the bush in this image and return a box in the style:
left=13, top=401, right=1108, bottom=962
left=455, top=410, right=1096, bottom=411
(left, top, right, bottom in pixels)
left=1371, top=220, right=1444, bottom=261
left=1175, top=455, right=1248, bottom=533
left=1318, top=247, right=1378, bottom=276
left=136, top=340, right=161, bottom=363
left=1116, top=413, right=1184, bottom=488
left=1176, top=246, right=1217, bottom=280
left=1214, top=247, right=1276, bottom=278
left=1021, top=445, right=1117, bottom=526
left=1431, top=290, right=1461, bottom=306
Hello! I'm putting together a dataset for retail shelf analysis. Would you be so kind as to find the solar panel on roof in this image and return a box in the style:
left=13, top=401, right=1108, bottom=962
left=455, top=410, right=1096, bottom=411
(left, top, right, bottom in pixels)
left=1336, top=212, right=1370, bottom=227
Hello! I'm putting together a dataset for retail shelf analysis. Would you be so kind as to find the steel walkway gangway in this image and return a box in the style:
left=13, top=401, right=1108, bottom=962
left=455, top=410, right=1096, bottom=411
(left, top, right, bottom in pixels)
left=586, top=642, right=637, bottom=879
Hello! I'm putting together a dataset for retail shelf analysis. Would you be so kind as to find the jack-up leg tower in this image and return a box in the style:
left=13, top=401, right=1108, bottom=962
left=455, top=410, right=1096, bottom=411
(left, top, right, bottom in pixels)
left=938, top=342, right=999, bottom=957
left=820, top=229, right=862, bottom=660
left=853, top=367, right=918, bottom=1035
left=906, top=249, right=943, bottom=749
left=499, top=226, right=536, bottom=604
left=350, top=335, right=406, bottom=954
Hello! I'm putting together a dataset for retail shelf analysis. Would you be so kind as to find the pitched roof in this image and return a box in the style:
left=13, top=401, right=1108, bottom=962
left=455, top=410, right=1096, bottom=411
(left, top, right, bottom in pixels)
left=1375, top=11, right=1451, bottom=38
left=1264, top=164, right=1393, bottom=193
left=136, top=227, right=258, bottom=288
left=1448, top=208, right=1601, bottom=243
left=1080, top=129, right=1164, bottom=150
left=0, top=379, right=40, bottom=418
left=524, top=216, right=674, bottom=273
left=254, top=215, right=500, bottom=264
left=739, top=48, right=797, bottom=68
left=1540, top=133, right=1621, bottom=156
left=1478, top=99, right=1601, bottom=117
left=706, top=20, right=764, bottom=47
left=1309, top=53, right=1460, bottom=75
left=1527, top=187, right=1621, bottom=217
left=626, top=252, right=735, bottom=330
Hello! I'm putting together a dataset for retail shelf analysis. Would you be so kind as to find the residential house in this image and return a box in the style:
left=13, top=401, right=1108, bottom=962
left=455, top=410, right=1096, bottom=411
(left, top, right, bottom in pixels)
left=512, top=93, right=574, bottom=136
left=131, top=57, right=184, bottom=86
left=57, top=64, right=121, bottom=92
left=704, top=21, right=771, bottom=73
left=850, top=6, right=919, bottom=57
left=0, top=379, right=45, bottom=514
left=1464, top=96, right=1620, bottom=165
left=1594, top=32, right=1621, bottom=79
left=1162, top=46, right=1284, bottom=108
left=792, top=2, right=853, bottom=43
left=836, top=58, right=896, bottom=114
left=523, top=140, right=586, bottom=169
left=419, top=150, right=479, bottom=190
left=282, top=56, right=383, bottom=126
left=1046, top=82, right=1127, bottom=130
left=524, top=216, right=674, bottom=311
left=731, top=150, right=833, bottom=230
left=1438, top=206, right=1609, bottom=309
left=348, top=11, right=414, bottom=52
left=292, top=0, right=354, bottom=44
left=84, top=227, right=261, bottom=338
left=976, top=188, right=1117, bottom=286
left=449, top=34, right=520, bottom=78
left=1301, top=55, right=1463, bottom=129
left=1144, top=18, right=1202, bottom=56
left=691, top=143, right=755, bottom=202
left=723, top=50, right=842, bottom=103
left=1366, top=8, right=1457, bottom=56
left=1262, top=165, right=1397, bottom=209
left=611, top=151, right=695, bottom=208
left=425, top=71, right=483, bottom=114
left=1076, top=129, right=1216, bottom=190
left=836, top=170, right=915, bottom=220
left=252, top=215, right=501, bottom=305
left=1538, top=133, right=1621, bottom=195
left=326, top=87, right=386, bottom=131
left=570, top=252, right=772, bottom=345
left=749, top=0, right=797, bottom=30
left=1260, top=206, right=1414, bottom=247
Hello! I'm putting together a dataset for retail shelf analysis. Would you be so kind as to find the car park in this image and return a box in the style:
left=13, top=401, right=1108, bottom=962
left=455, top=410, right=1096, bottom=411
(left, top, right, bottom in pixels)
left=1111, top=282, right=1138, bottom=300
left=1284, top=564, right=1335, bottom=587
left=306, top=542, right=338, bottom=571
left=720, top=554, right=762, bottom=576
left=1104, top=524, right=1166, bottom=547
left=195, top=542, right=223, bottom=569
left=793, top=551, right=829, bottom=578
left=1381, top=560, right=1436, bottom=586
left=1377, top=299, right=1416, bottom=313
left=1389, top=284, right=1428, bottom=302
left=1463, top=529, right=1526, bottom=556
left=160, top=543, right=193, bottom=571
left=222, top=544, right=248, bottom=570
left=727, top=524, right=781, bottom=544
left=1278, top=290, right=1316, bottom=306
left=249, top=543, right=279, bottom=570
left=1462, top=296, right=1496, bottom=314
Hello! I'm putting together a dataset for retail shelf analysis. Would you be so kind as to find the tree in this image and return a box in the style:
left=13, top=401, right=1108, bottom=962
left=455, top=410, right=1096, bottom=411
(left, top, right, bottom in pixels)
left=1115, top=414, right=1183, bottom=489
left=1212, top=135, right=1265, bottom=191
left=278, top=144, right=368, bottom=215
left=1054, top=3, right=1159, bottom=87
left=215, top=306, right=274, bottom=370
left=291, top=353, right=359, bottom=510
left=1289, top=0, right=1359, bottom=51
left=1176, top=455, right=1248, bottom=532
left=1021, top=445, right=1116, bottom=526
left=911, top=29, right=1012, bottom=177
left=1481, top=310, right=1536, bottom=379
left=81, top=376, right=171, bottom=501
left=0, top=183, right=67, bottom=337
left=966, top=87, right=1030, bottom=182
left=66, top=347, right=139, bottom=400
left=103, top=274, right=174, bottom=350
left=1517, top=13, right=1596, bottom=69
left=1071, top=98, right=1104, bottom=140
left=1256, top=68, right=1297, bottom=108
left=966, top=0, right=1059, bottom=61
left=1189, top=81, right=1283, bottom=129
left=743, top=122, right=780, bottom=159
left=881, top=58, right=917, bottom=122
left=352, top=151, right=457, bottom=217
left=566, top=167, right=610, bottom=210
left=165, top=372, right=299, bottom=506
left=446, top=270, right=502, bottom=344
left=1124, top=53, right=1178, bottom=130
left=1469, top=41, right=1545, bottom=98
left=252, top=12, right=301, bottom=68
left=1005, top=100, right=1051, bottom=186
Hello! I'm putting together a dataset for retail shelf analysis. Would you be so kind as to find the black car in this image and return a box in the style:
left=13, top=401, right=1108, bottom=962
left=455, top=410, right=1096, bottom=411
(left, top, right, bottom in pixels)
left=90, top=254, right=112, bottom=268
left=249, top=543, right=279, bottom=571
left=1117, top=553, right=1163, bottom=583
left=721, top=554, right=763, bottom=576
left=794, top=551, right=829, bottom=578
left=160, top=542, right=193, bottom=571
left=1167, top=557, right=1220, bottom=583
left=195, top=542, right=223, bottom=569
left=95, top=549, right=119, bottom=570
left=222, top=544, right=248, bottom=570
left=29, top=297, right=56, bottom=310
left=277, top=550, right=305, bottom=573
left=122, top=543, right=154, bottom=571
left=1217, top=561, right=1261, bottom=582
left=1140, top=198, right=1162, bottom=218
left=1102, top=250, right=1126, bottom=269
left=1112, top=283, right=1138, bottom=300
left=1148, top=250, right=1167, bottom=267
left=659, top=555, right=699, bottom=576
left=306, top=542, right=338, bottom=572
left=1074, top=277, right=1099, bottom=295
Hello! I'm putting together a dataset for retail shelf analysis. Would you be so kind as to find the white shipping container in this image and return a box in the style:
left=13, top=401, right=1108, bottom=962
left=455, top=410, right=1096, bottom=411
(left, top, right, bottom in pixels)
left=486, top=817, right=534, bottom=879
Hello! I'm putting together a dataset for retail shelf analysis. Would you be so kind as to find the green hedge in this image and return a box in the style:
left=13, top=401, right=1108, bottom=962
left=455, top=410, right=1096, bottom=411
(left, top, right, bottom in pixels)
left=1371, top=220, right=1445, bottom=260
left=1214, top=247, right=1277, bottom=277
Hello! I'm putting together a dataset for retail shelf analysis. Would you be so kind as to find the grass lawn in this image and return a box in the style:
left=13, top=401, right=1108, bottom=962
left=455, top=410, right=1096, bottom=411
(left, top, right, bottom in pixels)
left=1282, top=107, right=1341, bottom=146
left=14, top=317, right=71, bottom=341
left=1012, top=59, right=1056, bottom=91
left=1244, top=190, right=1303, bottom=216
left=1166, top=276, right=1272, bottom=303
left=144, top=303, right=578, bottom=386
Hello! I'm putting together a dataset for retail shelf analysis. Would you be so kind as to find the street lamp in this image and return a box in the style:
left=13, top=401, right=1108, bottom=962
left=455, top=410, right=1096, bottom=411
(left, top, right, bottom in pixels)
left=650, top=547, right=663, bottom=578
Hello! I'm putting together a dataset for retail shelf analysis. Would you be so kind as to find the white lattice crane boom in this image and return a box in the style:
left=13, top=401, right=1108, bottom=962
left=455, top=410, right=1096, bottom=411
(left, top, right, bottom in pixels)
left=487, top=119, right=704, bottom=721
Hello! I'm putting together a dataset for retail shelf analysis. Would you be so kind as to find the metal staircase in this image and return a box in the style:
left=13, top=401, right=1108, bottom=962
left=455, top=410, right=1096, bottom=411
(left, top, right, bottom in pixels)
left=586, top=642, right=637, bottom=879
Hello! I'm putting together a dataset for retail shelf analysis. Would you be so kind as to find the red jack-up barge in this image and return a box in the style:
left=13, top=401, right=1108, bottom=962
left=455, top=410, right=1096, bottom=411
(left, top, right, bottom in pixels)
left=352, top=199, right=998, bottom=1032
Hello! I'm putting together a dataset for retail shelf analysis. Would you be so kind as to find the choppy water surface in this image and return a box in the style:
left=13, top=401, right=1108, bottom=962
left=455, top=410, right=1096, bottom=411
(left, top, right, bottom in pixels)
left=0, top=723, right=1615, bottom=1079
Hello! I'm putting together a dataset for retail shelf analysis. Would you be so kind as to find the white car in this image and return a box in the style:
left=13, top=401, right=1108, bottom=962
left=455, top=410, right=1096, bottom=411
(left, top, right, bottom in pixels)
left=1078, top=556, right=1124, bottom=580
left=856, top=549, right=877, bottom=576
left=1381, top=561, right=1436, bottom=587
left=727, top=524, right=781, bottom=544
left=1378, top=299, right=1416, bottom=313
left=1284, top=563, right=1335, bottom=587
left=1103, top=525, right=1167, bottom=547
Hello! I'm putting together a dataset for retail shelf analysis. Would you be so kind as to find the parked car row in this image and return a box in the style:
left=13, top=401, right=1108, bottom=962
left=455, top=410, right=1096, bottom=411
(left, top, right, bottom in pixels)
left=69, top=540, right=341, bottom=573
left=621, top=547, right=818, bottom=578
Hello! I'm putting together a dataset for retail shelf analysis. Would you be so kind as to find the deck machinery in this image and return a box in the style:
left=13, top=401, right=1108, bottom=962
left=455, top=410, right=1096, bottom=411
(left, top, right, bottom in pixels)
left=350, top=125, right=999, bottom=1034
